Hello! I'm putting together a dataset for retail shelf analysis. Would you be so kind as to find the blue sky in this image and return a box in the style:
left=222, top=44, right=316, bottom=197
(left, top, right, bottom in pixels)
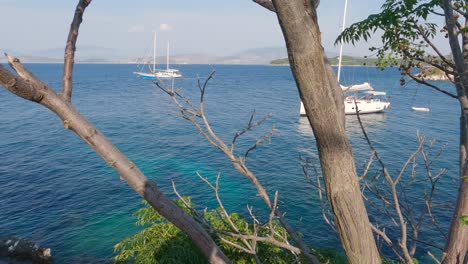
left=0, top=0, right=413, bottom=58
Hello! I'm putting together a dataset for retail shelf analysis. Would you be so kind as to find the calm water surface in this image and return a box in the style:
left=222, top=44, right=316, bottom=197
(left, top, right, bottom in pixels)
left=0, top=64, right=459, bottom=262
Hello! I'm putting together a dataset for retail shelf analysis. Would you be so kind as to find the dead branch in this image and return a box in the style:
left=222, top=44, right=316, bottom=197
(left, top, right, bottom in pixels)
left=406, top=73, right=457, bottom=98
left=301, top=157, right=336, bottom=232
left=173, top=173, right=304, bottom=261
left=414, top=25, right=455, bottom=69
left=355, top=103, right=450, bottom=263
left=244, top=126, right=275, bottom=159
left=158, top=75, right=320, bottom=263
left=232, top=111, right=272, bottom=153
left=1, top=10, right=231, bottom=260
left=0, top=55, right=231, bottom=263
left=360, top=123, right=419, bottom=262
left=428, top=251, right=442, bottom=264
left=252, top=0, right=275, bottom=12
left=252, top=0, right=320, bottom=12
left=359, top=151, right=376, bottom=180
left=62, top=0, right=91, bottom=102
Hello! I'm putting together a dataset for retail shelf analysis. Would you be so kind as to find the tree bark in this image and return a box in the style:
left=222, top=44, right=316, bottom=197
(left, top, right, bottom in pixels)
left=0, top=62, right=231, bottom=264
left=441, top=1, right=468, bottom=262
left=271, top=1, right=380, bottom=263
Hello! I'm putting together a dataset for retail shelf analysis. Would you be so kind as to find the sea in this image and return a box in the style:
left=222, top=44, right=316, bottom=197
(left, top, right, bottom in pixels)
left=0, top=64, right=459, bottom=263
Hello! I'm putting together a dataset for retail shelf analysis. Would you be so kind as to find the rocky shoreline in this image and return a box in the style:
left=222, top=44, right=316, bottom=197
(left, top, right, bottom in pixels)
left=416, top=67, right=453, bottom=81
left=0, top=237, right=52, bottom=263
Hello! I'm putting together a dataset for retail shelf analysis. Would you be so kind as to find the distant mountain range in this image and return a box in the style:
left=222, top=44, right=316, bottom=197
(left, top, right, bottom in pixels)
left=0, top=46, right=341, bottom=65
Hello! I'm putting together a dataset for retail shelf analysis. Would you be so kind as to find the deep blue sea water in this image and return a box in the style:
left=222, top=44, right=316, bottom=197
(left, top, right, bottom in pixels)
left=0, top=64, right=459, bottom=263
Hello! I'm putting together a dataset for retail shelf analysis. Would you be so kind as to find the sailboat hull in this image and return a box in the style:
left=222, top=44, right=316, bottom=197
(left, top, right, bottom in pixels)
left=133, top=71, right=181, bottom=79
left=344, top=100, right=390, bottom=114
left=134, top=72, right=157, bottom=79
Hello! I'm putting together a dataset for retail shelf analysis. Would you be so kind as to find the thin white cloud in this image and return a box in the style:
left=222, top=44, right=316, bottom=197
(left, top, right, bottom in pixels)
left=159, top=23, right=173, bottom=32
left=128, top=25, right=145, bottom=33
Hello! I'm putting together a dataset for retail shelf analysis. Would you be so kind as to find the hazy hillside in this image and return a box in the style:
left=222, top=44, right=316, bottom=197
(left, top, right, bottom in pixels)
left=271, top=55, right=378, bottom=66
left=0, top=46, right=349, bottom=65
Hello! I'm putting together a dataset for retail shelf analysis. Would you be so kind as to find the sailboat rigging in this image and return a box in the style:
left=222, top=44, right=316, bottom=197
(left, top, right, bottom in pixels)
left=134, top=32, right=182, bottom=79
left=300, top=0, right=390, bottom=116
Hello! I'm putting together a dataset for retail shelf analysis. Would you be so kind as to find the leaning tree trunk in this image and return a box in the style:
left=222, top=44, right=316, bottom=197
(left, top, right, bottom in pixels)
left=271, top=1, right=380, bottom=263
left=0, top=61, right=230, bottom=264
left=0, top=63, right=230, bottom=263
left=441, top=1, right=468, bottom=262
left=0, top=0, right=231, bottom=262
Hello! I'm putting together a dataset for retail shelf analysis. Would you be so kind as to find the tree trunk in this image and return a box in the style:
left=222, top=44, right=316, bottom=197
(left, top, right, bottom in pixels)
left=0, top=63, right=231, bottom=264
left=271, top=1, right=380, bottom=263
left=441, top=1, right=468, bottom=262
left=442, top=98, right=468, bottom=264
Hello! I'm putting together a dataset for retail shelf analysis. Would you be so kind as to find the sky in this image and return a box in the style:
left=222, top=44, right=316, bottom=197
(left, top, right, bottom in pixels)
left=0, top=0, right=444, bottom=58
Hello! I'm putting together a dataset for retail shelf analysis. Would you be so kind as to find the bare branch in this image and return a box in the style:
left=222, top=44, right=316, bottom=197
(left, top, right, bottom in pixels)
left=428, top=251, right=442, bottom=264
left=159, top=73, right=320, bottom=263
left=244, top=126, right=276, bottom=159
left=62, top=0, right=92, bottom=102
left=359, top=151, right=376, bottom=180
left=370, top=224, right=404, bottom=261
left=5, top=54, right=50, bottom=95
left=395, top=133, right=424, bottom=185
left=0, top=55, right=230, bottom=263
left=198, top=71, right=216, bottom=103
left=302, top=157, right=336, bottom=231
left=252, top=0, right=275, bottom=12
left=452, top=4, right=468, bottom=17
left=231, top=111, right=272, bottom=152
left=195, top=172, right=306, bottom=259
left=219, top=237, right=255, bottom=254
left=407, top=73, right=457, bottom=98
left=0, top=64, right=45, bottom=103
left=414, top=25, right=455, bottom=68
left=355, top=104, right=416, bottom=263
left=216, top=230, right=301, bottom=254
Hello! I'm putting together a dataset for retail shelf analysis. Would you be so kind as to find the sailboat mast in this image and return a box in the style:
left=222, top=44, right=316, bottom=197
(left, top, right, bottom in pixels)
left=337, top=0, right=348, bottom=82
left=153, top=32, right=157, bottom=73
left=166, top=42, right=170, bottom=71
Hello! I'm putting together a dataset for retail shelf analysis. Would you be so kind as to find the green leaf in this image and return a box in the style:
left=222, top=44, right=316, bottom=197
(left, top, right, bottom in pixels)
left=460, top=215, right=468, bottom=226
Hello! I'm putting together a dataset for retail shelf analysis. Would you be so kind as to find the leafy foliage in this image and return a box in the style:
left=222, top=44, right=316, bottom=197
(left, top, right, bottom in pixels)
left=336, top=0, right=455, bottom=85
left=113, top=200, right=413, bottom=263
left=113, top=199, right=315, bottom=263
left=113, top=199, right=206, bottom=264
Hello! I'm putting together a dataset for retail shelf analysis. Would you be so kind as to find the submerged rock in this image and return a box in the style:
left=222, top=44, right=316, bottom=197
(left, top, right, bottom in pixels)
left=0, top=237, right=52, bottom=263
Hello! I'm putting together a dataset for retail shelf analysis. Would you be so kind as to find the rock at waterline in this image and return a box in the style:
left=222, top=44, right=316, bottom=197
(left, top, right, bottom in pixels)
left=0, top=237, right=52, bottom=263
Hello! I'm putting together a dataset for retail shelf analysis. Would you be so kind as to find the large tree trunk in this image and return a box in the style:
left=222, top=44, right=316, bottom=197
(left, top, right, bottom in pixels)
left=0, top=62, right=230, bottom=264
left=441, top=1, right=468, bottom=262
left=442, top=98, right=468, bottom=264
left=271, top=1, right=380, bottom=263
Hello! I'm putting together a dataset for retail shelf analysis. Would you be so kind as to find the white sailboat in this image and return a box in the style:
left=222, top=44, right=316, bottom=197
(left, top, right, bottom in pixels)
left=134, top=33, right=181, bottom=79
left=155, top=42, right=182, bottom=78
left=300, top=0, right=390, bottom=116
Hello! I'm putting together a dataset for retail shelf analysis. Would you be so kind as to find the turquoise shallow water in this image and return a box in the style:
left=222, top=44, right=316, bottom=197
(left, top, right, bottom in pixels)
left=0, top=64, right=459, bottom=262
